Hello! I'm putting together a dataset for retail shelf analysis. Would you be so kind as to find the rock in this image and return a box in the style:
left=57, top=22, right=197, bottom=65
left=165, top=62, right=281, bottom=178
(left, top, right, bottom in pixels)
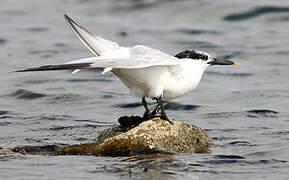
left=55, top=117, right=211, bottom=156
left=0, top=147, right=27, bottom=156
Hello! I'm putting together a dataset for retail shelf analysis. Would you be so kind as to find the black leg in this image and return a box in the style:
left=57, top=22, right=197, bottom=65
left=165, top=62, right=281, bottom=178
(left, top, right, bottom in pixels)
left=142, top=97, right=150, bottom=119
left=151, top=104, right=160, bottom=116
left=156, top=96, right=173, bottom=124
left=150, top=97, right=160, bottom=116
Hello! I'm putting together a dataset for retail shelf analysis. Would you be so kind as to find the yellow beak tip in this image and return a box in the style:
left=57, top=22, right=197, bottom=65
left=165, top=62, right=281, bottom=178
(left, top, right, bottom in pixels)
left=233, top=62, right=239, bottom=65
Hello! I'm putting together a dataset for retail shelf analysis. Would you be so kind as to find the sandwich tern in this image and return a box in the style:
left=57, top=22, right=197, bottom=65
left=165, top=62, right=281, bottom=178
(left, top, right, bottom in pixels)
left=17, top=15, right=238, bottom=124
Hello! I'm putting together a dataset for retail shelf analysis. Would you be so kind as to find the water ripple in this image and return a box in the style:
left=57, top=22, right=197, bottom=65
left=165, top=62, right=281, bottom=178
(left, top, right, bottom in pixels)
left=224, top=6, right=289, bottom=21
left=0, top=122, right=11, bottom=126
left=201, top=159, right=244, bottom=165
left=163, top=102, right=200, bottom=111
left=176, top=28, right=220, bottom=35
left=102, top=95, right=114, bottom=99
left=248, top=159, right=287, bottom=165
left=46, top=94, right=85, bottom=104
left=113, top=102, right=143, bottom=109
left=27, top=27, right=49, bottom=32
left=0, top=110, right=10, bottom=115
left=8, top=89, right=47, bottom=100
left=207, top=71, right=253, bottom=77
left=229, top=141, right=257, bottom=146
left=0, top=38, right=7, bottom=45
left=214, top=155, right=246, bottom=159
left=67, top=77, right=113, bottom=82
left=245, top=109, right=279, bottom=118
left=203, top=112, right=235, bottom=119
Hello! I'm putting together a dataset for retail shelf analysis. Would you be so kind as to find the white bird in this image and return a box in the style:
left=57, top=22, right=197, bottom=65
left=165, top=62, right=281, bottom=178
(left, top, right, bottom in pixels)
left=17, top=15, right=238, bottom=124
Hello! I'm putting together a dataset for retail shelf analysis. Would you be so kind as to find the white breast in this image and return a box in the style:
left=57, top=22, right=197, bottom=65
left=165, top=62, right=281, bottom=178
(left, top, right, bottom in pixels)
left=163, top=61, right=206, bottom=99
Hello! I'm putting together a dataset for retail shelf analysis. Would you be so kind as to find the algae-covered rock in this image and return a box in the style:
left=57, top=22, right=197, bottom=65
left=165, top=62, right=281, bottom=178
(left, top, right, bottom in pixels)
left=55, top=117, right=211, bottom=156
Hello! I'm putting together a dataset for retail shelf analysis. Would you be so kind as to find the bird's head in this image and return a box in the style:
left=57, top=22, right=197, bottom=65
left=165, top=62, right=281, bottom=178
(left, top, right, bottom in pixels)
left=174, top=49, right=238, bottom=69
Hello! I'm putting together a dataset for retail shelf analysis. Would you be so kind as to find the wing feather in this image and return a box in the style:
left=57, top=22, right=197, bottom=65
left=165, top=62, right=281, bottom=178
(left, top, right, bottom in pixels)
left=15, top=62, right=94, bottom=72
left=64, top=15, right=119, bottom=56
left=15, top=55, right=179, bottom=72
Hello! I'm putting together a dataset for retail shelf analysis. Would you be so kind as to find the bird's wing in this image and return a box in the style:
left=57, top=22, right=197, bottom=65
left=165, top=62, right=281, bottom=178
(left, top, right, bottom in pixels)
left=64, top=14, right=119, bottom=56
left=17, top=18, right=180, bottom=73
left=15, top=53, right=180, bottom=72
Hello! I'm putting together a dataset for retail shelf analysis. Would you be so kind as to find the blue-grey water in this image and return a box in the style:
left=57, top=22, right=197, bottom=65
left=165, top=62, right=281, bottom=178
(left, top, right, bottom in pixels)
left=1, top=0, right=289, bottom=179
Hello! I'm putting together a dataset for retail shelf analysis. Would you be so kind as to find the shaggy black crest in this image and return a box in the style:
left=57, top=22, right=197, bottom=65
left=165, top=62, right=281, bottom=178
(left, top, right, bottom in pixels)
left=174, top=50, right=208, bottom=61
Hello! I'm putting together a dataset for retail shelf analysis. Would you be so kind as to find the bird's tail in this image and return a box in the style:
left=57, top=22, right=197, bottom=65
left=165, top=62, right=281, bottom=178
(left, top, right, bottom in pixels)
left=64, top=14, right=119, bottom=56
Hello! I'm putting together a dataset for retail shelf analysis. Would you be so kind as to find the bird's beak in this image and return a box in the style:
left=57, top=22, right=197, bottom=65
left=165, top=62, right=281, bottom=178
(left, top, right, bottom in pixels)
left=208, top=59, right=239, bottom=66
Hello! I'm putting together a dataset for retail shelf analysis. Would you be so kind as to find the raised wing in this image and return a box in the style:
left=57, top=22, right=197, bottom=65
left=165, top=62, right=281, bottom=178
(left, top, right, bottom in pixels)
left=17, top=18, right=180, bottom=73
left=64, top=14, right=119, bottom=56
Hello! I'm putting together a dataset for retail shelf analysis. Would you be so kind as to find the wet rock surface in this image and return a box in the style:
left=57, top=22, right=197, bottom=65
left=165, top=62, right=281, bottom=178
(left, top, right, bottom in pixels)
left=54, top=117, right=211, bottom=156
left=0, top=147, right=27, bottom=156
